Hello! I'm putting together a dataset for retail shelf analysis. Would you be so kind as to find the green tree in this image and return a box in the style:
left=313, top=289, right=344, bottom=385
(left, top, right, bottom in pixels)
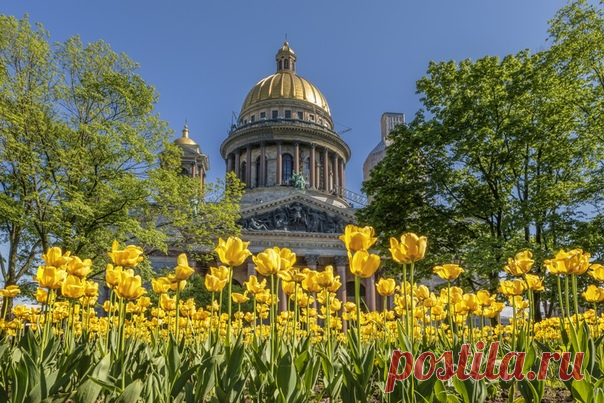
left=0, top=16, right=242, bottom=304
left=359, top=41, right=601, bottom=319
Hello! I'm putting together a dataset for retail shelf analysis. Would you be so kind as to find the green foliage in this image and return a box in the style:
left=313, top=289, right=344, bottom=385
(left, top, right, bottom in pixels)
left=0, top=15, right=243, bottom=293
left=359, top=1, right=604, bottom=303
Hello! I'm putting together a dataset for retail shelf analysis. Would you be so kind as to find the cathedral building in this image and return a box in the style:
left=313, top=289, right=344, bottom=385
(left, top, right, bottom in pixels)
left=173, top=42, right=379, bottom=311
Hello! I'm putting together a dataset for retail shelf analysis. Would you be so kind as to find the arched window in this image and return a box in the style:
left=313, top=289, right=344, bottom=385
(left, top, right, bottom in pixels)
left=284, top=59, right=289, bottom=69
left=304, top=157, right=310, bottom=182
left=240, top=161, right=247, bottom=184
left=282, top=153, right=293, bottom=183
left=278, top=60, right=283, bottom=70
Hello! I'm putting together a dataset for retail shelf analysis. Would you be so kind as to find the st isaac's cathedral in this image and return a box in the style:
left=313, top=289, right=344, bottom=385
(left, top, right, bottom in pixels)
left=172, top=42, right=379, bottom=311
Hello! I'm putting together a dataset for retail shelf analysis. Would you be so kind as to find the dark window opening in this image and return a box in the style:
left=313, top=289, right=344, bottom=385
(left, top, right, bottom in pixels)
left=272, top=110, right=279, bottom=119
left=260, top=112, right=266, bottom=119
left=282, top=153, right=293, bottom=183
left=297, top=111, right=304, bottom=119
left=285, top=110, right=291, bottom=119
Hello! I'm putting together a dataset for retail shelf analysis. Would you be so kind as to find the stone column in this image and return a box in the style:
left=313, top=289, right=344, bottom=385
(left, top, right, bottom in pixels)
left=294, top=141, right=300, bottom=174
left=227, top=154, right=233, bottom=174
left=234, top=151, right=240, bottom=180
left=323, top=148, right=329, bottom=191
left=334, top=255, right=348, bottom=333
left=276, top=141, right=283, bottom=185
left=260, top=141, right=266, bottom=187
left=309, top=144, right=316, bottom=189
left=279, top=288, right=287, bottom=312
left=246, top=146, right=252, bottom=187
left=365, top=275, right=376, bottom=312
left=332, top=153, right=339, bottom=191
left=340, top=160, right=346, bottom=192
left=247, top=259, right=255, bottom=277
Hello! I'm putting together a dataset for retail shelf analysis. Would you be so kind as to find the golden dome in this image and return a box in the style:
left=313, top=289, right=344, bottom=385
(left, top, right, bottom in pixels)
left=241, top=72, right=331, bottom=115
left=240, top=42, right=331, bottom=116
left=174, top=125, right=198, bottom=146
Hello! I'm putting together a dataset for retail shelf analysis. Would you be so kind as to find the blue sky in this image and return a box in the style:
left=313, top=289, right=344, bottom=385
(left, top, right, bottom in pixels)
left=1, top=0, right=578, bottom=195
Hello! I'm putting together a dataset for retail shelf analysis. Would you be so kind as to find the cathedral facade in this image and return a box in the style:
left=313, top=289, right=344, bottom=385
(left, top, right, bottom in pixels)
left=173, top=42, right=379, bottom=311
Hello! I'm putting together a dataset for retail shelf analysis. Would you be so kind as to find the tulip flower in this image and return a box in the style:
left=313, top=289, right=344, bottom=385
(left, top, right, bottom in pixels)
left=152, top=277, right=171, bottom=294
left=66, top=256, right=93, bottom=278
left=61, top=275, right=86, bottom=299
left=215, top=237, right=252, bottom=267
left=205, top=274, right=227, bottom=292
left=161, top=294, right=177, bottom=311
left=525, top=274, right=544, bottom=291
left=107, top=240, right=144, bottom=268
left=282, top=281, right=295, bottom=295
left=42, top=247, right=72, bottom=268
left=588, top=264, right=604, bottom=281
left=317, top=266, right=336, bottom=288
left=232, top=291, right=250, bottom=304
left=84, top=280, right=99, bottom=297
left=0, top=285, right=20, bottom=298
left=34, top=265, right=67, bottom=289
left=499, top=279, right=527, bottom=296
left=174, top=254, right=195, bottom=281
left=583, top=285, right=604, bottom=303
left=376, top=278, right=396, bottom=296
left=253, top=247, right=295, bottom=277
left=350, top=250, right=380, bottom=278
left=433, top=264, right=464, bottom=281
left=504, top=250, right=534, bottom=276
left=244, top=275, right=267, bottom=294
left=34, top=287, right=48, bottom=304
left=115, top=271, right=146, bottom=300
left=476, top=290, right=493, bottom=306
left=301, top=270, right=322, bottom=293
left=389, top=233, right=427, bottom=264
left=339, top=224, right=377, bottom=252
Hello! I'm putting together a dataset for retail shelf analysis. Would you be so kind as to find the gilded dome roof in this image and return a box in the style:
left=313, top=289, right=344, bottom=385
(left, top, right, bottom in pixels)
left=174, top=125, right=198, bottom=146
left=241, top=72, right=331, bottom=115
left=240, top=42, right=331, bottom=116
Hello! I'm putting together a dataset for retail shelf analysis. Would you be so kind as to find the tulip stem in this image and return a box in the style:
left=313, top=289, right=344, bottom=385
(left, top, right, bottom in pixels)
left=227, top=266, right=233, bottom=348
left=410, top=261, right=415, bottom=346
left=565, top=276, right=571, bottom=322
left=355, top=275, right=362, bottom=354
left=557, top=275, right=565, bottom=332
left=572, top=274, right=580, bottom=330
left=175, top=286, right=181, bottom=341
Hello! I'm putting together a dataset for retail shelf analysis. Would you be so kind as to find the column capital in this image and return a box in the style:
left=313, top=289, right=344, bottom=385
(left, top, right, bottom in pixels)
left=305, top=254, right=320, bottom=266
left=334, top=255, right=348, bottom=267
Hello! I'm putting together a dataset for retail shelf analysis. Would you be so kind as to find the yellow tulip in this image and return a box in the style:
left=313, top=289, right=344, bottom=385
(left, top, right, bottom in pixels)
left=115, top=271, right=146, bottom=300
left=328, top=275, right=342, bottom=293
left=0, top=285, right=20, bottom=298
left=34, top=287, right=48, bottom=303
left=161, top=294, right=176, bottom=311
left=509, top=296, right=529, bottom=310
left=583, top=285, right=604, bottom=303
left=415, top=284, right=430, bottom=300
left=588, top=264, right=604, bottom=281
left=525, top=274, right=544, bottom=291
left=339, top=224, right=377, bottom=252
left=167, top=274, right=187, bottom=291
left=174, top=254, right=195, bottom=281
left=476, top=290, right=493, bottom=306
left=61, top=275, right=86, bottom=299
left=350, top=250, right=380, bottom=278
left=66, top=256, right=92, bottom=278
left=483, top=302, right=504, bottom=318
left=152, top=277, right=171, bottom=294
left=34, top=265, right=67, bottom=289
left=244, top=275, right=266, bottom=294
left=498, top=279, right=526, bottom=296
left=232, top=291, right=250, bottom=304
left=504, top=250, right=534, bottom=276
left=376, top=278, right=396, bottom=296
left=317, top=265, right=336, bottom=288
left=215, top=237, right=252, bottom=267
left=205, top=274, right=227, bottom=292
left=282, top=281, right=296, bottom=295
left=42, top=247, right=72, bottom=268
left=253, top=247, right=295, bottom=277
left=389, top=233, right=427, bottom=264
left=210, top=266, right=230, bottom=282
left=107, top=240, right=144, bottom=268
left=575, top=251, right=591, bottom=275
left=84, top=280, right=99, bottom=297
left=301, top=270, right=322, bottom=293
left=432, top=264, right=464, bottom=281
left=462, top=294, right=480, bottom=313
left=106, top=265, right=133, bottom=289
